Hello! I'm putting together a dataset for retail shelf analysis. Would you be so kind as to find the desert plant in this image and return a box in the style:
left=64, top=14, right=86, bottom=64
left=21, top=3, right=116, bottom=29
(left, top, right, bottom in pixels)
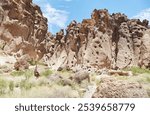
left=48, top=85, right=80, bottom=98
left=20, top=80, right=33, bottom=90
left=28, top=59, right=37, bottom=66
left=10, top=69, right=33, bottom=78
left=9, top=81, right=14, bottom=91
left=37, top=77, right=49, bottom=86
left=10, top=70, right=25, bottom=77
left=146, top=77, right=150, bottom=83
left=124, top=67, right=150, bottom=75
left=24, top=70, right=33, bottom=79
left=0, top=79, right=7, bottom=95
left=41, top=69, right=53, bottom=77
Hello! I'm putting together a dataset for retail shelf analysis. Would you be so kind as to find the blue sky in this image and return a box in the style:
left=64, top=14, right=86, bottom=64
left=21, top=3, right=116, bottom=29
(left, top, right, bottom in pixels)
left=33, top=0, right=150, bottom=34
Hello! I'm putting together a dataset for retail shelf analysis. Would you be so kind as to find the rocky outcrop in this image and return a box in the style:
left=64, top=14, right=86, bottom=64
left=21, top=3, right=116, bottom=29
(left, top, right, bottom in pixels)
left=0, top=0, right=150, bottom=71
left=44, top=9, right=150, bottom=71
left=0, top=0, right=47, bottom=60
left=92, top=76, right=148, bottom=98
left=139, top=29, right=150, bottom=68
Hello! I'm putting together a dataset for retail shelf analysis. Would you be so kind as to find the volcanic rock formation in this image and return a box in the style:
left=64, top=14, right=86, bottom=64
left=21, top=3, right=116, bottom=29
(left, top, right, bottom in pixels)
left=0, top=0, right=47, bottom=60
left=44, top=9, right=150, bottom=71
left=0, top=1, right=150, bottom=71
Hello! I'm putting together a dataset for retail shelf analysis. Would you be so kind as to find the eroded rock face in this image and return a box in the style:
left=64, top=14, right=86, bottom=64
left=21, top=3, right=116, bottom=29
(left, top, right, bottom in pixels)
left=139, top=29, right=150, bottom=68
left=44, top=9, right=150, bottom=70
left=0, top=0, right=47, bottom=60
left=1, top=2, right=150, bottom=71
left=92, top=77, right=148, bottom=98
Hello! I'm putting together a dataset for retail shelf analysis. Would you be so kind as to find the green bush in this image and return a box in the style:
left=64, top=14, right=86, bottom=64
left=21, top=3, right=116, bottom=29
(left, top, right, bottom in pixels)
left=24, top=70, right=33, bottom=79
left=41, top=69, right=53, bottom=77
left=0, top=79, right=7, bottom=95
left=10, top=70, right=25, bottom=77
left=9, top=81, right=14, bottom=91
left=20, top=80, right=33, bottom=90
left=28, top=60, right=37, bottom=66
left=124, top=67, right=150, bottom=75
left=10, top=70, right=33, bottom=78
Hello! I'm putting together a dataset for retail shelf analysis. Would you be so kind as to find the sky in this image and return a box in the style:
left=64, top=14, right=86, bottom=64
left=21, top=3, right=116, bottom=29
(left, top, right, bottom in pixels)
left=33, top=0, right=150, bottom=34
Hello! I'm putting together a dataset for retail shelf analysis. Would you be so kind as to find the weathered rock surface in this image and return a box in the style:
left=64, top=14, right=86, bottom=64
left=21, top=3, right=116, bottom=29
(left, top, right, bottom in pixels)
left=1, top=0, right=150, bottom=71
left=92, top=76, right=149, bottom=98
left=70, top=71, right=90, bottom=83
left=14, top=59, right=29, bottom=71
left=0, top=0, right=47, bottom=60
left=44, top=9, right=150, bottom=71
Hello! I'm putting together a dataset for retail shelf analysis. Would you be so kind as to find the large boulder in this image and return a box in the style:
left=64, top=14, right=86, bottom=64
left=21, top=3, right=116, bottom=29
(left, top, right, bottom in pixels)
left=92, top=76, right=148, bottom=98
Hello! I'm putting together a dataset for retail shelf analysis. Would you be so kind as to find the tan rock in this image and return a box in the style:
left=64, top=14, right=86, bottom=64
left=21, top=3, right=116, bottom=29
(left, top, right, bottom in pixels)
left=0, top=0, right=47, bottom=59
left=92, top=77, right=148, bottom=98
left=70, top=71, right=90, bottom=83
left=44, top=9, right=149, bottom=71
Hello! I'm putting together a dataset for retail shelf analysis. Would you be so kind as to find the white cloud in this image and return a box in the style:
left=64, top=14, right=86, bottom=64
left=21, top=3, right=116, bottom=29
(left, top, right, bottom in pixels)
left=44, top=4, right=68, bottom=28
left=132, top=8, right=150, bottom=22
left=33, top=0, right=69, bottom=32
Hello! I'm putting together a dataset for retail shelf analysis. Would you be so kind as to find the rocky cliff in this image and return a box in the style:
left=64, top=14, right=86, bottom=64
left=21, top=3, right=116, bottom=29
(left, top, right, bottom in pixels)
left=0, top=1, right=150, bottom=71
left=44, top=9, right=150, bottom=71
left=0, top=0, right=47, bottom=60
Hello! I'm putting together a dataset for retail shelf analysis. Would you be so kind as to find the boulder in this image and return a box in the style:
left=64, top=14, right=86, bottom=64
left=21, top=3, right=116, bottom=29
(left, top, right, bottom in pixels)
left=92, top=77, right=148, bottom=98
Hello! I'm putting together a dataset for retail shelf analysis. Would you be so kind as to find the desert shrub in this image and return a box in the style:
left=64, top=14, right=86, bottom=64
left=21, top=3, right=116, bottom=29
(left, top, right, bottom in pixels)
left=9, top=81, right=14, bottom=91
left=41, top=69, right=53, bottom=77
left=37, top=61, right=47, bottom=66
left=37, top=77, right=49, bottom=86
left=124, top=67, right=150, bottom=75
left=48, top=85, right=79, bottom=98
left=0, top=79, right=7, bottom=95
left=58, top=70, right=73, bottom=78
left=24, top=70, right=33, bottom=79
left=28, top=59, right=37, bottom=66
left=28, top=59, right=46, bottom=65
left=20, top=80, right=33, bottom=90
left=10, top=70, right=33, bottom=78
left=146, top=77, right=150, bottom=83
left=10, top=70, right=25, bottom=76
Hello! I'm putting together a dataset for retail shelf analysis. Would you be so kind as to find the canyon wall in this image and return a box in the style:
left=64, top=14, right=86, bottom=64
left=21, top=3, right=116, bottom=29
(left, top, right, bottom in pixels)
left=0, top=1, right=150, bottom=71
left=0, top=0, right=47, bottom=60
